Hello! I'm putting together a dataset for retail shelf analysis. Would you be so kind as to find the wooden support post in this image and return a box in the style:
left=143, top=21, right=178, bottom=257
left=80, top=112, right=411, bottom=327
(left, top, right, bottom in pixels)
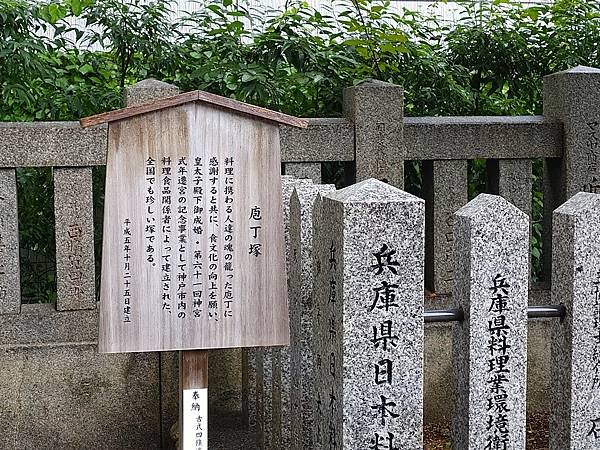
left=180, top=350, right=209, bottom=450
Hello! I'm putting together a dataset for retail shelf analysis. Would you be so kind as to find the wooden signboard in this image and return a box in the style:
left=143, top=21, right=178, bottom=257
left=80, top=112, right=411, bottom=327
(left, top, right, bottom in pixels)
left=81, top=91, right=307, bottom=353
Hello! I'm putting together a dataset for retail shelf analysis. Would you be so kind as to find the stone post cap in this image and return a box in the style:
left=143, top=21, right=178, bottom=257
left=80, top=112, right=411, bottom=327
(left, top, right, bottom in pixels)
left=347, top=79, right=403, bottom=90
left=455, top=193, right=528, bottom=224
left=544, top=65, right=600, bottom=80
left=553, top=191, right=600, bottom=218
left=124, top=78, right=181, bottom=106
left=325, top=178, right=421, bottom=204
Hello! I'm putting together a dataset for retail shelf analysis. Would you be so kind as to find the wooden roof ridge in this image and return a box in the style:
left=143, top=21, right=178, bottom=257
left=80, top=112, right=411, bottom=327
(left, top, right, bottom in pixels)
left=79, top=90, right=309, bottom=129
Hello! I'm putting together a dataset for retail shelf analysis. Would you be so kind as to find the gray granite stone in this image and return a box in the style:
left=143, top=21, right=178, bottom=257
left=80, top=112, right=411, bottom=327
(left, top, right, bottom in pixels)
left=549, top=192, right=600, bottom=449
left=289, top=183, right=336, bottom=449
left=279, top=118, right=354, bottom=163
left=0, top=122, right=108, bottom=168
left=272, top=176, right=312, bottom=449
left=54, top=167, right=96, bottom=311
left=124, top=78, right=180, bottom=106
left=488, top=159, right=533, bottom=217
left=311, top=193, right=326, bottom=448
left=423, top=160, right=468, bottom=294
left=403, top=116, right=562, bottom=160
left=0, top=303, right=97, bottom=347
left=160, top=351, right=179, bottom=450
left=242, top=348, right=258, bottom=430
left=255, top=349, right=268, bottom=449
left=0, top=343, right=161, bottom=449
left=343, top=81, right=404, bottom=187
left=0, top=168, right=21, bottom=314
left=284, top=162, right=322, bottom=183
left=252, top=176, right=310, bottom=449
left=543, top=66, right=600, bottom=282
left=422, top=288, right=553, bottom=426
left=452, top=194, right=529, bottom=450
left=313, top=178, right=424, bottom=449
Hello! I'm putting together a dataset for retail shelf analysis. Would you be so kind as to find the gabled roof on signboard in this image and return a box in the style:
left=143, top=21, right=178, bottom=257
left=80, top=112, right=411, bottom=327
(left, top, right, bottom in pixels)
left=79, top=90, right=309, bottom=129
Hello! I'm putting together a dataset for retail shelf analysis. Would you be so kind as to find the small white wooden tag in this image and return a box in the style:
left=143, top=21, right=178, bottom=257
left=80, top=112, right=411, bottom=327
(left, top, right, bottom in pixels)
left=182, top=388, right=208, bottom=450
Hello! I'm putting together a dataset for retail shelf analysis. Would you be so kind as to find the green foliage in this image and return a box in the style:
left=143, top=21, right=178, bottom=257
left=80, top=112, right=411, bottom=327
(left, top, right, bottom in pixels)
left=3, top=0, right=600, bottom=300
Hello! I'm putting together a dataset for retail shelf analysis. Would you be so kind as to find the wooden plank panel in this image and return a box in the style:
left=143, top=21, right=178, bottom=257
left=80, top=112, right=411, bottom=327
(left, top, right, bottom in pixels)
left=98, top=103, right=289, bottom=352
left=54, top=167, right=96, bottom=311
left=0, top=168, right=21, bottom=314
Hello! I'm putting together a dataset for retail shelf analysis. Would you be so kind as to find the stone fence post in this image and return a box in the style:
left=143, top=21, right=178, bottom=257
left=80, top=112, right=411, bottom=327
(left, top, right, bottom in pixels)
left=0, top=169, right=20, bottom=314
left=253, top=176, right=310, bottom=449
left=289, top=182, right=336, bottom=449
left=313, top=178, right=424, bottom=449
left=550, top=192, right=600, bottom=449
left=543, top=66, right=600, bottom=280
left=343, top=81, right=404, bottom=188
left=452, top=194, right=529, bottom=450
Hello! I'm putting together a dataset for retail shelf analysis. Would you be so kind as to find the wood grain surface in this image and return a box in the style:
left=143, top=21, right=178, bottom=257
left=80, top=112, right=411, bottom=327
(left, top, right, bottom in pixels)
left=98, top=102, right=289, bottom=353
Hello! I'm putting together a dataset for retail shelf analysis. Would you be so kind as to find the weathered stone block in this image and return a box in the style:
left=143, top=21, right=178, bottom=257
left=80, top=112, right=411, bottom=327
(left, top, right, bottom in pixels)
left=284, top=162, right=322, bottom=183
left=54, top=167, right=96, bottom=311
left=343, top=82, right=404, bottom=187
left=313, top=178, right=424, bottom=449
left=0, top=343, right=161, bottom=449
left=0, top=168, right=20, bottom=314
left=423, top=160, right=468, bottom=294
left=550, top=192, right=600, bottom=449
left=124, top=78, right=180, bottom=106
left=452, top=194, right=529, bottom=450
left=289, top=182, right=335, bottom=449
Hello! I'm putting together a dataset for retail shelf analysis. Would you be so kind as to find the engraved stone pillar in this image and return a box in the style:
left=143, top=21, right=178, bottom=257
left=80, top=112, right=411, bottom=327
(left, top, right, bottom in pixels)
left=343, top=81, right=404, bottom=188
left=452, top=194, right=529, bottom=450
left=289, top=182, right=335, bottom=449
left=542, top=66, right=600, bottom=280
left=54, top=167, right=95, bottom=311
left=550, top=192, right=600, bottom=449
left=313, top=178, right=424, bottom=449
left=0, top=169, right=21, bottom=314
left=256, top=176, right=310, bottom=449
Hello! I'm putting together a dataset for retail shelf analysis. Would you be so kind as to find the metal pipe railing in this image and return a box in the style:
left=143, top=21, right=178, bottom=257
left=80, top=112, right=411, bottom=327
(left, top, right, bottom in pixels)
left=424, top=304, right=566, bottom=323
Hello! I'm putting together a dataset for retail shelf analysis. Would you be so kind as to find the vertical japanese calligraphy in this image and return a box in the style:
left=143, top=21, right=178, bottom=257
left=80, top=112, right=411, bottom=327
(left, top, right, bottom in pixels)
left=0, top=215, right=6, bottom=304
left=326, top=240, right=339, bottom=450
left=584, top=120, right=600, bottom=193
left=177, top=157, right=189, bottom=319
left=145, top=157, right=157, bottom=266
left=123, top=218, right=132, bottom=323
left=192, top=157, right=204, bottom=318
left=368, top=243, right=400, bottom=450
left=208, top=156, right=219, bottom=321
left=486, top=274, right=512, bottom=450
left=249, top=205, right=262, bottom=258
left=161, top=156, right=173, bottom=315
left=182, top=388, right=208, bottom=450
left=66, top=223, right=84, bottom=300
left=588, top=270, right=600, bottom=440
left=223, top=157, right=234, bottom=318
left=99, top=103, right=289, bottom=353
